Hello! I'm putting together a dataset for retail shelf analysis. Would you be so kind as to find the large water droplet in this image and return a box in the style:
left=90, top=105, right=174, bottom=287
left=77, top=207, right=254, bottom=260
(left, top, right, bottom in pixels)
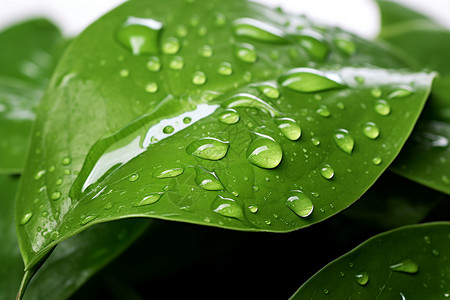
left=217, top=62, right=233, bottom=76
left=285, top=190, right=314, bottom=217
left=234, top=43, right=257, bottom=63
left=320, top=164, right=334, bottom=180
left=212, top=195, right=243, bottom=219
left=162, top=37, right=180, bottom=54
left=334, top=129, right=354, bottom=154
left=362, top=122, right=379, bottom=139
left=186, top=137, right=229, bottom=161
left=134, top=192, right=164, bottom=206
left=355, top=271, right=369, bottom=286
left=274, top=118, right=301, bottom=141
left=390, top=259, right=419, bottom=274
left=116, top=17, right=163, bottom=55
left=279, top=68, right=344, bottom=93
left=232, top=18, right=286, bottom=43
left=192, top=71, right=207, bottom=85
left=219, top=109, right=240, bottom=124
left=374, top=100, right=391, bottom=116
left=297, top=30, right=329, bottom=60
left=195, top=168, right=224, bottom=191
left=169, top=56, right=184, bottom=70
left=153, top=164, right=184, bottom=179
left=19, top=211, right=33, bottom=225
left=247, top=132, right=283, bottom=169
left=224, top=93, right=281, bottom=117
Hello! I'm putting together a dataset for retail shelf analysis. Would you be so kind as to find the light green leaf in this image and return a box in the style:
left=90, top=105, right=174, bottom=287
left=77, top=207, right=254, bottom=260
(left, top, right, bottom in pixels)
left=16, top=0, right=434, bottom=276
left=290, top=222, right=450, bottom=299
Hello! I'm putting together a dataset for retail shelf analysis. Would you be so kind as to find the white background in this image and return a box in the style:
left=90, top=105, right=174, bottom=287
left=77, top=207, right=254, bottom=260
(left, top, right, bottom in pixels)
left=0, top=0, right=449, bottom=38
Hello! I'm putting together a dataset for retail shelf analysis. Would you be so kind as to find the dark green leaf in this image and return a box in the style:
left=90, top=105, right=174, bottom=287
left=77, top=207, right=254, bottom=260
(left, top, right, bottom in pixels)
left=16, top=0, right=434, bottom=273
left=377, top=0, right=450, bottom=194
left=290, top=222, right=450, bottom=299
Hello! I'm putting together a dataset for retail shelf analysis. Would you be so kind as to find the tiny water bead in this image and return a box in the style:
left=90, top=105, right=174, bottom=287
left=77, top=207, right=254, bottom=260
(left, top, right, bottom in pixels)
left=119, top=69, right=130, bottom=78
left=116, top=16, right=163, bottom=55
left=19, top=211, right=33, bottom=226
left=334, top=129, right=354, bottom=154
left=274, top=118, right=301, bottom=141
left=175, top=24, right=188, bottom=37
left=388, top=87, right=414, bottom=99
left=320, top=164, right=335, bottom=180
left=145, top=82, right=158, bottom=93
left=195, top=168, right=224, bottom=191
left=371, top=88, right=382, bottom=98
left=146, top=56, right=161, bottom=72
left=374, top=100, right=391, bottom=116
left=279, top=68, right=344, bottom=93
left=129, top=173, right=139, bottom=182
left=362, top=122, right=380, bottom=139
left=50, top=191, right=61, bottom=200
left=248, top=205, right=258, bottom=213
left=217, top=62, right=233, bottom=76
left=334, top=36, right=356, bottom=55
left=232, top=18, right=286, bottom=43
left=257, top=83, right=280, bottom=99
left=316, top=105, right=331, bottom=118
left=219, top=109, right=240, bottom=124
left=61, top=156, right=71, bottom=165
left=390, top=259, right=419, bottom=274
left=212, top=195, right=243, bottom=219
left=134, top=192, right=164, bottom=207
left=163, top=125, right=175, bottom=134
left=169, top=56, right=184, bottom=70
left=192, top=71, right=207, bottom=85
left=183, top=117, right=191, bottom=124
left=200, top=45, right=213, bottom=57
left=355, top=271, right=369, bottom=286
left=34, top=169, right=46, bottom=180
left=372, top=156, right=382, bottom=165
left=247, top=133, right=283, bottom=169
left=80, top=214, right=99, bottom=226
left=153, top=164, right=184, bottom=179
left=285, top=190, right=314, bottom=217
left=186, top=137, right=230, bottom=161
left=234, top=43, right=257, bottom=63
left=162, top=37, right=181, bottom=54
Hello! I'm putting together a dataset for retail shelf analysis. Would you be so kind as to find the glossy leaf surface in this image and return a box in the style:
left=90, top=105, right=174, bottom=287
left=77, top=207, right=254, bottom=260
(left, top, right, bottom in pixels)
left=16, top=0, right=434, bottom=271
left=377, top=0, right=450, bottom=194
left=291, top=222, right=450, bottom=299
left=0, top=19, right=64, bottom=173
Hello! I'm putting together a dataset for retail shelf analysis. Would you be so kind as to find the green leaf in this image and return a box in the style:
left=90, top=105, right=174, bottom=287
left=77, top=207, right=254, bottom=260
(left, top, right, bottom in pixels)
left=377, top=0, right=450, bottom=194
left=290, top=222, right=450, bottom=299
left=0, top=19, right=65, bottom=173
left=16, top=0, right=434, bottom=273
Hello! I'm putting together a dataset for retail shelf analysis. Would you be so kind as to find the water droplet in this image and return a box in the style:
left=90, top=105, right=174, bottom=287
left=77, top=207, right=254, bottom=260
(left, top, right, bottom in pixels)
left=372, top=156, right=382, bottom=165
left=186, top=137, right=229, bottom=160
left=169, top=56, right=184, bottom=70
left=163, top=125, right=175, bottom=134
left=248, top=205, right=258, bottom=213
left=374, top=100, right=391, bottom=116
left=316, top=105, right=331, bottom=118
left=49, top=230, right=60, bottom=240
left=297, top=30, right=329, bottom=60
left=19, top=211, right=33, bottom=225
left=162, top=37, right=180, bottom=54
left=371, top=88, right=382, bottom=98
left=192, top=71, right=207, bottom=85
left=153, top=164, right=184, bottom=179
left=355, top=271, right=369, bottom=286
left=119, top=69, right=129, bottom=78
left=34, top=170, right=46, bottom=180
left=388, top=87, right=413, bottom=99
left=51, top=191, right=61, bottom=200
left=334, top=36, right=355, bottom=55
left=286, top=190, right=314, bottom=217
left=274, top=118, right=301, bottom=141
left=129, top=173, right=139, bottom=182
left=320, top=164, right=334, bottom=180
left=311, top=137, right=321, bottom=146
left=134, top=192, right=164, bottom=206
left=146, top=56, right=161, bottom=72
left=224, top=93, right=280, bottom=117
left=212, top=195, right=243, bottom=219
left=195, top=168, right=224, bottom=191
left=257, top=83, right=280, bottom=99
left=214, top=12, right=226, bottom=26
left=200, top=45, right=213, bottom=57
left=219, top=109, right=240, bottom=124
left=265, top=219, right=271, bottom=225
left=217, top=62, right=233, bottom=76
left=362, top=122, right=379, bottom=139
left=145, top=82, right=158, bottom=93
left=432, top=249, right=439, bottom=256
left=279, top=68, right=344, bottom=93
left=55, top=178, right=63, bottom=185
left=61, top=156, right=71, bottom=165
left=183, top=117, right=192, bottom=124
left=323, top=289, right=329, bottom=295
left=334, top=129, right=354, bottom=154
left=104, top=203, right=113, bottom=210
left=247, top=132, right=283, bottom=169
left=232, top=18, right=286, bottom=43
left=390, top=259, right=419, bottom=274
left=80, top=214, right=99, bottom=226
left=116, top=17, right=163, bottom=55
left=234, top=43, right=257, bottom=63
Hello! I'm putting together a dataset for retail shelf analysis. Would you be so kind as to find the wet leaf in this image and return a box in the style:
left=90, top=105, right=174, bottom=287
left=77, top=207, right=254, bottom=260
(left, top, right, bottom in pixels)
left=290, top=222, right=450, bottom=299
left=16, top=0, right=434, bottom=276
